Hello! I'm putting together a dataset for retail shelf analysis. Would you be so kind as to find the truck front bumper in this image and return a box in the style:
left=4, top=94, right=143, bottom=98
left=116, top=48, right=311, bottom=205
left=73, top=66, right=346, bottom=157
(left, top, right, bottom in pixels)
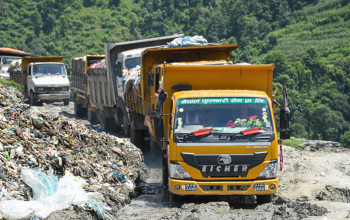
left=36, top=93, right=70, bottom=101
left=169, top=178, right=278, bottom=196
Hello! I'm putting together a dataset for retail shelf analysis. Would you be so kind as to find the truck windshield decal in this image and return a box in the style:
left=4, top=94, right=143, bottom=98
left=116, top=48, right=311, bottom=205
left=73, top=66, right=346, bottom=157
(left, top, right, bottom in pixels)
left=173, top=97, right=274, bottom=143
left=179, top=98, right=267, bottom=105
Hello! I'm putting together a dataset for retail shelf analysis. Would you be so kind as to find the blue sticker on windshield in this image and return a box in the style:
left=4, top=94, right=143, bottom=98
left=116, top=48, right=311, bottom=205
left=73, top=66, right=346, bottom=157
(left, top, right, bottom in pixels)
left=266, top=122, right=271, bottom=127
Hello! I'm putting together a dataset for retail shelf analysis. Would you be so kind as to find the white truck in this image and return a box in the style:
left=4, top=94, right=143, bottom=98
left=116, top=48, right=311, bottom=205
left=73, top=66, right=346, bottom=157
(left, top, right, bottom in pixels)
left=9, top=56, right=70, bottom=106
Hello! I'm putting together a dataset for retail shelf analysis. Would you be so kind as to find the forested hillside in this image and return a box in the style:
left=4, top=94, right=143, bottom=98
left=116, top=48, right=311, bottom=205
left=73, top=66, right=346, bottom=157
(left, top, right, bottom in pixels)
left=1, top=0, right=350, bottom=145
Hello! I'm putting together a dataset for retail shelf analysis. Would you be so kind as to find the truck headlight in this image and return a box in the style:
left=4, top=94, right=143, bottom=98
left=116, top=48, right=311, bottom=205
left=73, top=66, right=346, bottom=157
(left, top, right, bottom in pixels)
left=169, top=162, right=191, bottom=179
left=34, top=87, right=44, bottom=92
left=258, top=160, right=277, bottom=179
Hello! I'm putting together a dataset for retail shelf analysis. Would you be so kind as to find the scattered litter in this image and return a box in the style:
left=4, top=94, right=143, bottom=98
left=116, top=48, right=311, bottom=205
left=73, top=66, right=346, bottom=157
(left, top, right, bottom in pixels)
left=308, top=180, right=322, bottom=184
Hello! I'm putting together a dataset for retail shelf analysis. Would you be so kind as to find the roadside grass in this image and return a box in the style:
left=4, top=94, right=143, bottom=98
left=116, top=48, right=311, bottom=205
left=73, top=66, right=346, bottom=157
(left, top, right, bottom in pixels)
left=282, top=137, right=305, bottom=149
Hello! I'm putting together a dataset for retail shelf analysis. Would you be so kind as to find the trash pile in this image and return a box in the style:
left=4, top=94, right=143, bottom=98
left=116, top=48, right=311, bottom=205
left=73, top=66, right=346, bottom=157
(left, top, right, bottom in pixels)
left=0, top=83, right=145, bottom=219
left=298, top=139, right=341, bottom=151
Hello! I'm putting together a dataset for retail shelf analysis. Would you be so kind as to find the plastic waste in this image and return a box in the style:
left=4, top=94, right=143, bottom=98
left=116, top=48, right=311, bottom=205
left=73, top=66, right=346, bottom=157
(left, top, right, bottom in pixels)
left=168, top=35, right=208, bottom=47
left=0, top=169, right=103, bottom=219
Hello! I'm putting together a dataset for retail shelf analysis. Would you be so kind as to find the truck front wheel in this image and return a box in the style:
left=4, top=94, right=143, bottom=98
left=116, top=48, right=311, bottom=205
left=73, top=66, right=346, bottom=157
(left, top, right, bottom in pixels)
left=256, top=195, right=272, bottom=204
left=30, top=91, right=37, bottom=106
left=162, top=150, right=168, bottom=186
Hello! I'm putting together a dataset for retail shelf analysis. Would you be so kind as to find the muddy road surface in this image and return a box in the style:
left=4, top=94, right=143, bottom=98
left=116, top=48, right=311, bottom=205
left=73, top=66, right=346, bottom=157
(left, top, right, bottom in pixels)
left=38, top=101, right=350, bottom=220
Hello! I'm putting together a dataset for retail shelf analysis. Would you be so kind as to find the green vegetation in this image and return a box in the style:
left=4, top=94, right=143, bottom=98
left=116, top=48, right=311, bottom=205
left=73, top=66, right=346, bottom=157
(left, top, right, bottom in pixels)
left=0, top=79, right=21, bottom=90
left=282, top=138, right=305, bottom=149
left=0, top=0, right=349, bottom=144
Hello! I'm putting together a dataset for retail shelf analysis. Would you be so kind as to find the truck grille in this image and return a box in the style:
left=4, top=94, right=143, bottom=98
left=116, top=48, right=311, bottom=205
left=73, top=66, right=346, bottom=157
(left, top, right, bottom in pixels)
left=199, top=185, right=223, bottom=191
left=37, top=87, right=69, bottom=93
left=227, top=185, right=250, bottom=191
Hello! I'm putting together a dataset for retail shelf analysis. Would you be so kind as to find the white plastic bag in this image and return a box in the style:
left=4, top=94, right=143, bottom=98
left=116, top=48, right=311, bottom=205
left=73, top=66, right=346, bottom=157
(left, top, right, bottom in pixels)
left=0, top=169, right=105, bottom=219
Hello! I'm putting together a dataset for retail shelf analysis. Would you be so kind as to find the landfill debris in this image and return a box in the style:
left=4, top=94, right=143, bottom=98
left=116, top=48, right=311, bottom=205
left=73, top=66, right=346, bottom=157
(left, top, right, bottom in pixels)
left=0, top=82, right=145, bottom=219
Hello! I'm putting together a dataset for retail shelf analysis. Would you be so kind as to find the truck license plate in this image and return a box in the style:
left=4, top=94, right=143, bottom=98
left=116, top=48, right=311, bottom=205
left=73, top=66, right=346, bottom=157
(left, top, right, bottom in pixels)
left=184, top=184, right=197, bottom=191
left=254, top=184, right=268, bottom=191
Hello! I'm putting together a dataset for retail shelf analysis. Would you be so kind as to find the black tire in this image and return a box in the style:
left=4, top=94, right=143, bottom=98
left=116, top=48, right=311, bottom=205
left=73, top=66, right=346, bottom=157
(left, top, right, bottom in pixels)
left=30, top=91, right=37, bottom=106
left=122, top=112, right=130, bottom=136
left=63, top=99, right=69, bottom=106
left=162, top=151, right=168, bottom=186
left=87, top=101, right=97, bottom=124
left=99, top=110, right=115, bottom=131
left=130, top=121, right=144, bottom=148
left=74, top=96, right=84, bottom=117
left=257, top=195, right=272, bottom=204
left=169, top=191, right=181, bottom=204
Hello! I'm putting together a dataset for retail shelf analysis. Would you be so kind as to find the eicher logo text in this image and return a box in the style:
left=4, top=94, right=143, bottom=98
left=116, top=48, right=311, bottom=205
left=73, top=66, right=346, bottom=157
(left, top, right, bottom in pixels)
left=200, top=165, right=248, bottom=173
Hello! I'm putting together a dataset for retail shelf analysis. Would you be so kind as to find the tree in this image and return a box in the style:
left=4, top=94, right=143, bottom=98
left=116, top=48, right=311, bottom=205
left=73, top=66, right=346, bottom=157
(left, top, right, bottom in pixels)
left=263, top=51, right=289, bottom=81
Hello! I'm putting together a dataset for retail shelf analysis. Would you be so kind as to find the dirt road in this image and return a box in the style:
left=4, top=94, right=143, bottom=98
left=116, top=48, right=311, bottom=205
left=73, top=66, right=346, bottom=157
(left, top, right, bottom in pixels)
left=39, top=102, right=350, bottom=220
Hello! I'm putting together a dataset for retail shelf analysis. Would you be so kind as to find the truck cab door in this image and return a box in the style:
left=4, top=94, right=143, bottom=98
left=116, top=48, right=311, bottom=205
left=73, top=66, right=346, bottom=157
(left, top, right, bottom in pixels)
left=115, top=61, right=124, bottom=101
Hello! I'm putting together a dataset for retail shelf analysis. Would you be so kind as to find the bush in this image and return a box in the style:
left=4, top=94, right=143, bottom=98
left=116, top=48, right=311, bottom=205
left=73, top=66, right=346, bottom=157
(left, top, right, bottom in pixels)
left=341, top=130, right=350, bottom=148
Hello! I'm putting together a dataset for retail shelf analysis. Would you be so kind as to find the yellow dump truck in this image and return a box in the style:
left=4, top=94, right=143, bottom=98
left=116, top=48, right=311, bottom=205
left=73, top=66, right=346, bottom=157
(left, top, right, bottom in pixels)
left=9, top=56, right=70, bottom=106
left=118, top=41, right=291, bottom=203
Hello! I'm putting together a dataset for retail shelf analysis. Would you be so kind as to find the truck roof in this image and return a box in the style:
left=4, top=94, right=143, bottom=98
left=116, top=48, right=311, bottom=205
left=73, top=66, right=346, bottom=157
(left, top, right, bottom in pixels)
left=19, top=56, right=65, bottom=74
left=0, top=48, right=31, bottom=56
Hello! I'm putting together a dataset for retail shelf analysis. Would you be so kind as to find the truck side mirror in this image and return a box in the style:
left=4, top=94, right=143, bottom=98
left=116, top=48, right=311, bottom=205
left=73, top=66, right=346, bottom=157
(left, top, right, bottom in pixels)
left=148, top=72, right=154, bottom=86
left=280, top=108, right=290, bottom=139
left=280, top=84, right=291, bottom=139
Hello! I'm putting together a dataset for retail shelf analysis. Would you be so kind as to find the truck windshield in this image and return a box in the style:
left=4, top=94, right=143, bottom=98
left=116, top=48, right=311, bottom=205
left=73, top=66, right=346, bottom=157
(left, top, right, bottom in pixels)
left=124, top=57, right=141, bottom=70
left=2, top=57, right=20, bottom=67
left=32, top=64, right=67, bottom=77
left=173, top=97, right=274, bottom=142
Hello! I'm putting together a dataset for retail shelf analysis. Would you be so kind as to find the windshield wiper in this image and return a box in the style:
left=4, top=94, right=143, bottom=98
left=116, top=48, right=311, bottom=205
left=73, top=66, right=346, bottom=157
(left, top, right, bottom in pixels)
left=176, top=128, right=214, bottom=141
left=241, top=127, right=263, bottom=135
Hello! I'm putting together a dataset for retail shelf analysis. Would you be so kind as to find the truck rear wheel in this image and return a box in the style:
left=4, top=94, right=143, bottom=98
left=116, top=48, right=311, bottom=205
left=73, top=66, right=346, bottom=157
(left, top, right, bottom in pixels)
left=256, top=195, right=272, bottom=204
left=63, top=99, right=69, bottom=106
left=99, top=110, right=115, bottom=131
left=87, top=101, right=97, bottom=124
left=74, top=99, right=84, bottom=117
left=122, top=113, right=130, bottom=136
left=130, top=121, right=144, bottom=148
